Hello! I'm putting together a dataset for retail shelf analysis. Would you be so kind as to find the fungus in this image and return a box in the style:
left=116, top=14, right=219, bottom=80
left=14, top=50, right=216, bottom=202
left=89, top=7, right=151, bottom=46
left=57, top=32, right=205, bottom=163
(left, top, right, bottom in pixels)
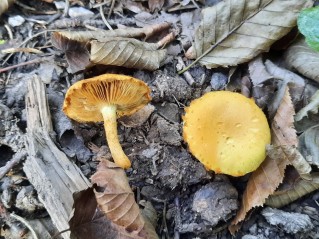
left=183, top=91, right=271, bottom=176
left=63, top=74, right=151, bottom=169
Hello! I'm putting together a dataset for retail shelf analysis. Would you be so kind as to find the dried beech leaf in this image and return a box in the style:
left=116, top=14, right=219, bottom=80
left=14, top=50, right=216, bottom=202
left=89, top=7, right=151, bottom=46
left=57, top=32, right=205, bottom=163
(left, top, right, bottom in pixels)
left=299, top=124, right=319, bottom=167
left=229, top=155, right=288, bottom=233
left=90, top=38, right=166, bottom=71
left=69, top=188, right=148, bottom=239
left=58, top=23, right=171, bottom=42
left=119, top=104, right=155, bottom=128
left=264, top=60, right=305, bottom=86
left=230, top=86, right=297, bottom=232
left=285, top=38, right=319, bottom=83
left=0, top=0, right=14, bottom=16
left=266, top=173, right=319, bottom=208
left=148, top=0, right=165, bottom=12
left=248, top=56, right=273, bottom=86
left=91, top=159, right=159, bottom=239
left=51, top=32, right=90, bottom=73
left=271, top=86, right=298, bottom=147
left=295, top=90, right=319, bottom=121
left=267, top=145, right=312, bottom=180
left=186, top=0, right=312, bottom=69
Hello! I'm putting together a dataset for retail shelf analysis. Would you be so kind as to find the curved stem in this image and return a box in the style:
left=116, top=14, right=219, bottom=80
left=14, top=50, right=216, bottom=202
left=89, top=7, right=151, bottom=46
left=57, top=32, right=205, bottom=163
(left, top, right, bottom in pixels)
left=101, top=105, right=131, bottom=169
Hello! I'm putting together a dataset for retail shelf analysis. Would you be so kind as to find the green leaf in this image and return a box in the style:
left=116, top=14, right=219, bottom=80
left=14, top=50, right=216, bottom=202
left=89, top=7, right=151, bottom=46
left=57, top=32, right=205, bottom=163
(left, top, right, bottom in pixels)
left=298, top=6, right=319, bottom=52
left=0, top=40, right=5, bottom=45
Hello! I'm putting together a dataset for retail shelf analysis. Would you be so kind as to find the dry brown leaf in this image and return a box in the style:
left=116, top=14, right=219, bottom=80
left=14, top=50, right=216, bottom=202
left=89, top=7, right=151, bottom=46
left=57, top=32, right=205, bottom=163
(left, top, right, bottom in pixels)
left=91, top=159, right=159, bottom=239
left=230, top=86, right=297, bottom=233
left=148, top=0, right=165, bottom=12
left=285, top=38, right=319, bottom=83
left=295, top=90, right=319, bottom=122
left=0, top=0, right=14, bottom=16
left=58, top=23, right=171, bottom=42
left=51, top=32, right=90, bottom=73
left=182, top=0, right=312, bottom=71
left=267, top=145, right=312, bottom=180
left=229, top=155, right=288, bottom=234
left=299, top=124, right=319, bottom=167
left=271, top=86, right=298, bottom=147
left=119, top=104, right=155, bottom=128
left=248, top=56, right=273, bottom=86
left=90, top=37, right=166, bottom=71
left=69, top=188, right=149, bottom=239
left=266, top=173, right=319, bottom=208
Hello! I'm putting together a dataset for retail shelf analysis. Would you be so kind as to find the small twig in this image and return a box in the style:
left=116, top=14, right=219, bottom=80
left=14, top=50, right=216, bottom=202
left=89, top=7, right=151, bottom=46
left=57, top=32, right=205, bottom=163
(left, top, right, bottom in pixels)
left=51, top=228, right=70, bottom=239
left=99, top=5, right=113, bottom=30
left=4, top=24, right=13, bottom=40
left=2, top=47, right=43, bottom=54
left=157, top=32, right=175, bottom=49
left=63, top=0, right=70, bottom=17
left=190, top=0, right=200, bottom=9
left=10, top=213, right=39, bottom=239
left=0, top=151, right=27, bottom=179
left=108, top=0, right=116, bottom=19
left=0, top=58, right=46, bottom=73
left=2, top=30, right=55, bottom=66
left=176, top=57, right=195, bottom=86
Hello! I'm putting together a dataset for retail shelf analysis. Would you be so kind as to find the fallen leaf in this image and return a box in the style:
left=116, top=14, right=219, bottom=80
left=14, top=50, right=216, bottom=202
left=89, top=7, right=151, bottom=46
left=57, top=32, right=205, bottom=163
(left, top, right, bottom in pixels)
left=51, top=32, right=90, bottom=73
left=230, top=86, right=297, bottom=233
left=148, top=0, right=165, bottom=12
left=285, top=38, right=319, bottom=83
left=229, top=155, right=288, bottom=234
left=57, top=23, right=171, bottom=42
left=299, top=124, right=319, bottom=167
left=69, top=188, right=145, bottom=239
left=271, top=86, right=298, bottom=147
left=91, top=159, right=159, bottom=239
left=267, top=145, right=311, bottom=180
left=0, top=0, right=14, bottom=16
left=119, top=104, right=155, bottom=128
left=266, top=173, right=319, bottom=208
left=295, top=90, right=319, bottom=121
left=90, top=37, right=166, bottom=71
left=264, top=60, right=305, bottom=87
left=248, top=56, right=273, bottom=86
left=183, top=0, right=312, bottom=70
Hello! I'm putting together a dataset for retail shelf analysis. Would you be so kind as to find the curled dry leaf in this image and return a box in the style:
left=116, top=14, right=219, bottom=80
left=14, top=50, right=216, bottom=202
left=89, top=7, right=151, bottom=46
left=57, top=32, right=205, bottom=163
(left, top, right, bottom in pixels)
left=230, top=86, right=297, bottom=233
left=266, top=173, right=319, bottom=208
left=90, top=38, right=166, bottom=71
left=0, top=0, right=14, bottom=16
left=248, top=56, right=273, bottom=86
left=52, top=27, right=169, bottom=72
left=91, top=159, right=159, bottom=239
left=229, top=155, right=288, bottom=234
left=183, top=0, right=312, bottom=70
left=299, top=124, right=319, bottom=167
left=295, top=90, right=319, bottom=121
left=51, top=32, right=90, bottom=73
left=271, top=86, right=298, bottom=147
left=285, top=38, right=319, bottom=83
left=266, top=145, right=312, bottom=180
left=57, top=23, right=171, bottom=42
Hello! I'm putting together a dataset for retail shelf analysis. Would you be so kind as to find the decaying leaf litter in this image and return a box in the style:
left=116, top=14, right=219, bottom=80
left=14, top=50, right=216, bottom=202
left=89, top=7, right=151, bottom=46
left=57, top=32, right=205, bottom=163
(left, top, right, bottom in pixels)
left=1, top=0, right=319, bottom=238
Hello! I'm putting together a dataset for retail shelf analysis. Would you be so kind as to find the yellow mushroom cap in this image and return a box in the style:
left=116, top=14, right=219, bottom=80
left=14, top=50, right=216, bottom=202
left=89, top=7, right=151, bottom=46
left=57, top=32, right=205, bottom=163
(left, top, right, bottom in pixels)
left=183, top=91, right=271, bottom=177
left=63, top=74, right=151, bottom=122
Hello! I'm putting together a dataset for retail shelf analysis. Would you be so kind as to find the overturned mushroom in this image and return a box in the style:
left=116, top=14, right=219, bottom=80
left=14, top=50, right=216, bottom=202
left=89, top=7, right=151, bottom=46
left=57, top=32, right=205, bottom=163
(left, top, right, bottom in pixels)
left=63, top=74, right=151, bottom=169
left=183, top=91, right=271, bottom=176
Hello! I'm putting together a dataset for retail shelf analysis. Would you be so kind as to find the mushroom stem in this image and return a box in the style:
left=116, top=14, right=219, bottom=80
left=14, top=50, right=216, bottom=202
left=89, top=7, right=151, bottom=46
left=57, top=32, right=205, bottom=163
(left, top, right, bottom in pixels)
left=101, top=105, right=131, bottom=169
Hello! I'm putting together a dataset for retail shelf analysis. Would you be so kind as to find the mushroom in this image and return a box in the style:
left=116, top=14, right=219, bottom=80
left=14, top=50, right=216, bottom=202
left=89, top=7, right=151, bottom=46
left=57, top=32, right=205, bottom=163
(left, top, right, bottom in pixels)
left=63, top=74, right=151, bottom=169
left=183, top=91, right=271, bottom=176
